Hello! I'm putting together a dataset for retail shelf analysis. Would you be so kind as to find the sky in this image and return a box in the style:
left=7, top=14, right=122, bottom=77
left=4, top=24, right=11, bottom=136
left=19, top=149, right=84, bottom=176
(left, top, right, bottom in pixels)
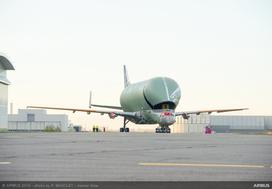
left=0, top=0, right=272, bottom=131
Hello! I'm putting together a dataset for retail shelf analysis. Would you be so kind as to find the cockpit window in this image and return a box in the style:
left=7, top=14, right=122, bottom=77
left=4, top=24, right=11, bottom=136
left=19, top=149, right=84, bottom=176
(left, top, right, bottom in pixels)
left=162, top=104, right=169, bottom=110
left=154, top=101, right=176, bottom=110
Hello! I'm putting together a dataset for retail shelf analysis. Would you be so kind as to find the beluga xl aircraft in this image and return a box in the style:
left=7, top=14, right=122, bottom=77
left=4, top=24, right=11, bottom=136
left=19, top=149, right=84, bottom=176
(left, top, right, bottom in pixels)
left=28, top=65, right=247, bottom=133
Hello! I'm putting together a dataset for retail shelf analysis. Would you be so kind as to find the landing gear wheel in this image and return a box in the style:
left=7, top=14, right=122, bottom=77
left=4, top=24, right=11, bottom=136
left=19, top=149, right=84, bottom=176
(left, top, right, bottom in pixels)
left=120, top=127, right=129, bottom=132
left=156, top=128, right=161, bottom=133
left=166, top=128, right=171, bottom=133
left=120, top=118, right=130, bottom=132
left=155, top=127, right=171, bottom=133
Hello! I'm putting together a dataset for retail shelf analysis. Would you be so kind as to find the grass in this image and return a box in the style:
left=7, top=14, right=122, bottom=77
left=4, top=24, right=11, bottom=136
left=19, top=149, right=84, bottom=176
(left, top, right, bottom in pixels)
left=43, top=126, right=61, bottom=132
left=0, top=128, right=8, bottom=133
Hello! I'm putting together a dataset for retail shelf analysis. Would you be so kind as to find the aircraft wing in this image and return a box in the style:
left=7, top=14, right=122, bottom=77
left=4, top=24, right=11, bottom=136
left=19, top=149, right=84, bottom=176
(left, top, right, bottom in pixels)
left=90, top=104, right=123, bottom=110
left=27, top=106, right=135, bottom=118
left=175, top=108, right=248, bottom=119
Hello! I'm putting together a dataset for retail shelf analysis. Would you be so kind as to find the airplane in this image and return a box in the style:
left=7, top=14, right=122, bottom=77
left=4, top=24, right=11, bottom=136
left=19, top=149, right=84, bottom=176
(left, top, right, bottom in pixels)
left=28, top=65, right=248, bottom=133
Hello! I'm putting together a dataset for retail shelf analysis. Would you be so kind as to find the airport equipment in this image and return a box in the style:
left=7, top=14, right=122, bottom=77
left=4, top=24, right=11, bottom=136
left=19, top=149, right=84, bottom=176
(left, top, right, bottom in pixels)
left=73, top=125, right=82, bottom=132
left=205, top=126, right=212, bottom=134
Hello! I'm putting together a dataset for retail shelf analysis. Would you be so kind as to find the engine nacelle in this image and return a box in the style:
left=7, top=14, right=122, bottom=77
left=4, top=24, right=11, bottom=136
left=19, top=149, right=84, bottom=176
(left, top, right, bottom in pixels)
left=109, top=112, right=117, bottom=119
left=181, top=114, right=190, bottom=119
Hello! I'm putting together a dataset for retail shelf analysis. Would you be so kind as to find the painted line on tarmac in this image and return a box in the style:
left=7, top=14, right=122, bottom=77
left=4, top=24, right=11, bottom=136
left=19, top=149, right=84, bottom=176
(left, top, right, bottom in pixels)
left=138, top=162, right=264, bottom=168
left=0, top=162, right=11, bottom=165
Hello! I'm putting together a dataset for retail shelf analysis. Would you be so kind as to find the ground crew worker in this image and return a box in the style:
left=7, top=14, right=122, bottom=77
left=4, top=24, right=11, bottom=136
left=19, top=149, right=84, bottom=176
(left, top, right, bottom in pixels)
left=96, top=125, right=99, bottom=132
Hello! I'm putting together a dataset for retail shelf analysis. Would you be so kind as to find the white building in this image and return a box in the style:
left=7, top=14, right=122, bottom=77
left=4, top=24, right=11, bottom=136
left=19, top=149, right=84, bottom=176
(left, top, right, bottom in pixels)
left=8, top=109, right=69, bottom=131
left=0, top=55, right=14, bottom=129
left=174, top=114, right=272, bottom=133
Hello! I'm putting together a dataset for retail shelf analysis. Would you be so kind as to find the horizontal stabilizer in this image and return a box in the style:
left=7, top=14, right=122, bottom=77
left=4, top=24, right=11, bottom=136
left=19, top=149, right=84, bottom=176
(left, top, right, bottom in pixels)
left=89, top=91, right=122, bottom=110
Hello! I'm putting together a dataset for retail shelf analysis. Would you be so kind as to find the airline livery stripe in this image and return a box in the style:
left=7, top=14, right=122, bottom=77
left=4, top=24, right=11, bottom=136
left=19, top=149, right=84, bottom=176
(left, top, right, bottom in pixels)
left=162, top=77, right=170, bottom=100
left=143, top=91, right=154, bottom=109
left=170, top=87, right=180, bottom=98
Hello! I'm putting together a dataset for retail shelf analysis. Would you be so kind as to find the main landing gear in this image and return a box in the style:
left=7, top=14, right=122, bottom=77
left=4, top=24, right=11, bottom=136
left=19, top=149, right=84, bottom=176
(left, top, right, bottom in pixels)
left=120, top=118, right=130, bottom=132
left=155, top=127, right=171, bottom=133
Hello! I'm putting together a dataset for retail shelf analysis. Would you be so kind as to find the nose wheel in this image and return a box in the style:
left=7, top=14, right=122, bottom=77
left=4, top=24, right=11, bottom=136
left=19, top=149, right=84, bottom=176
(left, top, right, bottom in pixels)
left=156, top=127, right=171, bottom=133
left=120, top=118, right=130, bottom=132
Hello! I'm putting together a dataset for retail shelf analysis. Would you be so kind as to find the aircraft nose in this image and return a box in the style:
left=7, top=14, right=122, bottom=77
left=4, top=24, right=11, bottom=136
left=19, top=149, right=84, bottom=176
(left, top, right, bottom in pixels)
left=143, top=77, right=181, bottom=107
left=160, top=115, right=176, bottom=125
left=168, top=116, right=176, bottom=124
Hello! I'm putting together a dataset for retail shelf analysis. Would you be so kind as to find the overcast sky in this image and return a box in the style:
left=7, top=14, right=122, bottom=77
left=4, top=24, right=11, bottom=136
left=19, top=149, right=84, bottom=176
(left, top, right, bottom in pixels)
left=0, top=0, right=271, bottom=130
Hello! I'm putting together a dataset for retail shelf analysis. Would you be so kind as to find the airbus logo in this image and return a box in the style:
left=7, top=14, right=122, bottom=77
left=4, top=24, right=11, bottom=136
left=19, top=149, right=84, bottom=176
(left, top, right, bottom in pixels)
left=253, top=183, right=270, bottom=188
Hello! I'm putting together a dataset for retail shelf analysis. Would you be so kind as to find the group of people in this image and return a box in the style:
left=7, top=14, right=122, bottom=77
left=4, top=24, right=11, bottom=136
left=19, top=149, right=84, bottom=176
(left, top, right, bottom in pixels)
left=92, top=125, right=106, bottom=132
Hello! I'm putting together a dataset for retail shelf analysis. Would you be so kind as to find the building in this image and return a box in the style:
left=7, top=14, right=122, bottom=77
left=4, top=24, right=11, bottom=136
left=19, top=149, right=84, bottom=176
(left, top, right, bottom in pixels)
left=0, top=55, right=15, bottom=129
left=173, top=114, right=210, bottom=133
left=174, top=114, right=272, bottom=133
left=8, top=109, right=69, bottom=131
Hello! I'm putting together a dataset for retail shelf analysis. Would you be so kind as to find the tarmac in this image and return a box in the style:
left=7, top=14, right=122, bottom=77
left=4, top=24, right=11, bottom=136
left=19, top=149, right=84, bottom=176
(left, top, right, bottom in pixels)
left=0, top=132, right=271, bottom=181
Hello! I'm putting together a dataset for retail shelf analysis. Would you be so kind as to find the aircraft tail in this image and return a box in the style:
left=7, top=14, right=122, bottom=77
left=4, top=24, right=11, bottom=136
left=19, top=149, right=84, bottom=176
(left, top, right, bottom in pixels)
left=123, top=65, right=130, bottom=88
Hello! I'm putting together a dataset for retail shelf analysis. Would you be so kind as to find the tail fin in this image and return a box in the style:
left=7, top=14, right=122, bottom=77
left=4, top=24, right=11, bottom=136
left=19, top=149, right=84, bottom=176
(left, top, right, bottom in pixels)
left=123, top=65, right=130, bottom=88
left=89, top=91, right=92, bottom=108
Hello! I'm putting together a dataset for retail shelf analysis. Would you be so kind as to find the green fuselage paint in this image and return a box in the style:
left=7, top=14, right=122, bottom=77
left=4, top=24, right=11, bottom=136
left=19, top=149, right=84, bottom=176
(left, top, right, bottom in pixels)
left=120, top=77, right=181, bottom=126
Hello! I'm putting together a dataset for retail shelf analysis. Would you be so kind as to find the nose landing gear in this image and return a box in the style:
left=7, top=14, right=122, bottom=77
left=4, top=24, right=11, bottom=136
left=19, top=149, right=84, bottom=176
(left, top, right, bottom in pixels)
left=155, top=127, right=171, bottom=133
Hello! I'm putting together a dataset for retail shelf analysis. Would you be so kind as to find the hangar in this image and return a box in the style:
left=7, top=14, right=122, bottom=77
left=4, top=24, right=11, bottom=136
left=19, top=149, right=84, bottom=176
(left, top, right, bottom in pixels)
left=173, top=114, right=272, bottom=133
left=0, top=55, right=14, bottom=130
left=8, top=109, right=69, bottom=131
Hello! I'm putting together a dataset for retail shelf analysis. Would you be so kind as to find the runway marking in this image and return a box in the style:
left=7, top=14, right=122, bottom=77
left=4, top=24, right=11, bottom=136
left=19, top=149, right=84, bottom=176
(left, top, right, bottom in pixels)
left=138, top=162, right=264, bottom=169
left=0, top=162, right=11, bottom=165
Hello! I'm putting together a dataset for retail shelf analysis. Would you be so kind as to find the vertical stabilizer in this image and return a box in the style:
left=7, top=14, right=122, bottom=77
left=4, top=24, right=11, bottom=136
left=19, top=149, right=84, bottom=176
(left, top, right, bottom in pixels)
left=89, top=91, right=92, bottom=108
left=123, top=65, right=130, bottom=88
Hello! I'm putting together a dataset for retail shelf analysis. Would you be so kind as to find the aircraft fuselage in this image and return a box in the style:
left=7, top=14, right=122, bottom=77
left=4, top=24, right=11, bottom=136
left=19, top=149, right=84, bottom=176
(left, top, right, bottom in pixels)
left=120, top=77, right=181, bottom=126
